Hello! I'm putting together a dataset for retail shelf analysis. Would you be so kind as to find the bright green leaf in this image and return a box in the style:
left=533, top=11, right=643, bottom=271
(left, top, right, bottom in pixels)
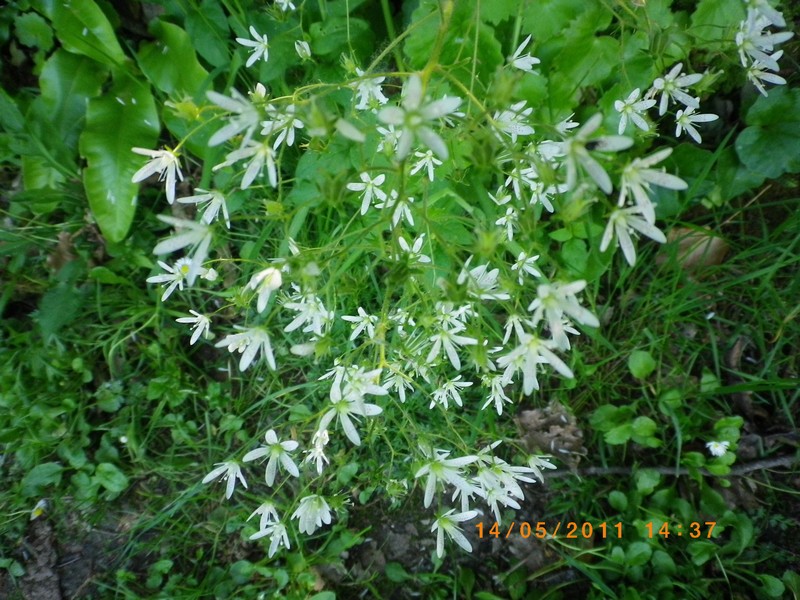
left=635, top=468, right=660, bottom=495
left=690, top=0, right=745, bottom=44
left=41, top=0, right=126, bottom=66
left=626, top=541, right=652, bottom=567
left=605, top=423, right=632, bottom=445
left=14, top=12, right=53, bottom=51
left=628, top=350, right=656, bottom=380
left=79, top=71, right=159, bottom=243
left=138, top=20, right=210, bottom=96
left=608, top=490, right=628, bottom=512
left=184, top=0, right=230, bottom=67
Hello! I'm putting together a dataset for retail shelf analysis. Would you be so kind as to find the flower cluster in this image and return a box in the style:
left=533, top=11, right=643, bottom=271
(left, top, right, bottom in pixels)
left=736, top=1, right=792, bottom=96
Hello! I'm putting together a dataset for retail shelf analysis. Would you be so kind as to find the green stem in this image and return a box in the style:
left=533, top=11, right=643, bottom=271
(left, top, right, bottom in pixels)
left=379, top=0, right=406, bottom=71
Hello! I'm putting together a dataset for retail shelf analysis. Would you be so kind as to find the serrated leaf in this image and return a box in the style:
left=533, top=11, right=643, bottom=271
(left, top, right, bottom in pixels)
left=38, top=49, right=108, bottom=152
left=735, top=88, right=800, bottom=179
left=79, top=72, right=159, bottom=243
left=138, top=20, right=210, bottom=96
left=40, top=0, right=126, bottom=66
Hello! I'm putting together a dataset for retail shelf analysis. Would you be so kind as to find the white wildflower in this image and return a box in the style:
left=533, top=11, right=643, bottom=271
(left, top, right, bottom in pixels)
left=236, top=26, right=269, bottom=67
left=176, top=310, right=211, bottom=345
left=243, top=429, right=300, bottom=486
left=202, top=461, right=247, bottom=499
left=131, top=147, right=183, bottom=205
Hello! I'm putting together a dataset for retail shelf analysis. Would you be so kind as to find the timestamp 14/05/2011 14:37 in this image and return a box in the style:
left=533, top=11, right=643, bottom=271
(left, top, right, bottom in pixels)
left=475, top=521, right=718, bottom=540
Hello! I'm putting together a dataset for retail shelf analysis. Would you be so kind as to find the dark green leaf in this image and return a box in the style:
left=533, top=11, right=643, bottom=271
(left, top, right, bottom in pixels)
left=94, top=462, right=129, bottom=493
left=21, top=462, right=64, bottom=497
left=138, top=20, right=210, bottom=96
left=40, top=0, right=126, bottom=66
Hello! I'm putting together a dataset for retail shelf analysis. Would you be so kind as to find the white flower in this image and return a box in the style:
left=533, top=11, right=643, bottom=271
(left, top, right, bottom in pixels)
left=352, top=68, right=389, bottom=111
left=493, top=101, right=535, bottom=142
left=650, top=62, right=702, bottom=115
left=511, top=252, right=542, bottom=284
left=431, top=509, right=478, bottom=557
left=675, top=104, right=718, bottom=144
left=215, top=326, right=276, bottom=371
left=430, top=375, right=473, bottom=409
left=131, top=147, right=183, bottom=205
left=736, top=12, right=793, bottom=70
left=427, top=324, right=478, bottom=371
left=146, top=258, right=192, bottom=301
left=745, top=0, right=786, bottom=27
left=248, top=501, right=280, bottom=531
left=283, top=287, right=334, bottom=336
left=292, top=495, right=332, bottom=535
left=377, top=73, right=461, bottom=160
left=495, top=206, right=518, bottom=241
left=746, top=50, right=787, bottom=96
left=202, top=461, right=247, bottom=499
left=614, top=88, right=656, bottom=134
left=415, top=449, right=478, bottom=508
left=275, top=0, right=296, bottom=12
left=178, top=189, right=230, bottom=228
left=295, top=40, right=311, bottom=60
left=376, top=124, right=400, bottom=153
left=375, top=190, right=415, bottom=229
left=497, top=333, right=574, bottom=394
left=618, top=147, right=688, bottom=224
left=251, top=521, right=290, bottom=557
left=243, top=429, right=300, bottom=486
left=206, top=86, right=263, bottom=147
left=318, top=394, right=382, bottom=446
left=508, top=35, right=540, bottom=72
left=706, top=440, right=730, bottom=457
left=341, top=307, right=379, bottom=341
left=152, top=216, right=212, bottom=286
left=457, top=257, right=510, bottom=301
left=236, top=26, right=269, bottom=68
left=410, top=149, right=442, bottom=181
left=600, top=207, right=667, bottom=266
left=248, top=267, right=283, bottom=313
left=261, top=103, right=304, bottom=149
left=396, top=234, right=432, bottom=266
left=481, top=374, right=512, bottom=415
left=527, top=455, right=557, bottom=483
left=561, top=114, right=633, bottom=194
left=213, top=138, right=278, bottom=189
left=176, top=310, right=211, bottom=345
left=528, top=280, right=600, bottom=340
left=488, top=186, right=512, bottom=206
left=346, top=172, right=387, bottom=215
left=303, top=429, right=330, bottom=474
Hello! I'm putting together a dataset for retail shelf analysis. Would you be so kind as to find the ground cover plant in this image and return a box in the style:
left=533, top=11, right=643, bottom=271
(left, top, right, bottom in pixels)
left=1, top=0, right=799, bottom=598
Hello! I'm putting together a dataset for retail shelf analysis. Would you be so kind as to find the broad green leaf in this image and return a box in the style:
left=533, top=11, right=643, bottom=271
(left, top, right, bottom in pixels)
left=735, top=88, right=800, bottom=179
left=138, top=20, right=210, bottom=96
left=523, top=0, right=608, bottom=42
left=0, top=88, right=25, bottom=132
left=21, top=155, right=66, bottom=193
left=94, top=462, right=129, bottom=493
left=38, top=49, right=108, bottom=152
left=14, top=12, right=53, bottom=51
left=628, top=350, right=656, bottom=379
left=625, top=541, right=652, bottom=567
left=758, top=575, right=785, bottom=598
left=385, top=562, right=410, bottom=583
left=310, top=17, right=372, bottom=57
left=690, top=0, right=745, bottom=44
left=605, top=423, right=632, bottom=445
left=687, top=541, right=717, bottom=565
left=184, top=0, right=230, bottom=67
left=631, top=416, right=657, bottom=437
left=608, top=490, right=628, bottom=512
left=650, top=550, right=676, bottom=575
left=635, top=468, right=660, bottom=495
left=40, top=0, right=126, bottom=67
left=79, top=72, right=159, bottom=243
left=36, top=283, right=85, bottom=340
left=21, top=462, right=64, bottom=497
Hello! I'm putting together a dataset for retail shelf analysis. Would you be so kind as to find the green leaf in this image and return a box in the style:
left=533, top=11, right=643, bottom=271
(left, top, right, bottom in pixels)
left=138, top=20, right=210, bottom=96
left=608, top=490, right=628, bottom=512
left=94, top=462, right=129, bottom=493
left=79, top=71, right=159, bottom=243
left=635, top=468, right=660, bottom=495
left=21, top=462, right=64, bottom=497
left=650, top=550, right=675, bottom=575
left=36, top=283, right=85, bottom=340
left=631, top=416, right=657, bottom=438
left=735, top=88, right=800, bottom=179
left=40, top=0, right=126, bottom=66
left=687, top=541, right=717, bottom=566
left=690, top=0, right=745, bottom=44
left=625, top=541, right=652, bottom=567
left=783, top=571, right=800, bottom=596
left=38, top=49, right=108, bottom=152
left=310, top=17, right=372, bottom=56
left=758, top=575, right=785, bottom=598
left=184, top=0, right=230, bottom=67
left=605, top=423, right=632, bottom=445
left=523, top=0, right=609, bottom=42
left=383, top=562, right=411, bottom=583
left=14, top=12, right=53, bottom=51
left=628, top=350, right=656, bottom=380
